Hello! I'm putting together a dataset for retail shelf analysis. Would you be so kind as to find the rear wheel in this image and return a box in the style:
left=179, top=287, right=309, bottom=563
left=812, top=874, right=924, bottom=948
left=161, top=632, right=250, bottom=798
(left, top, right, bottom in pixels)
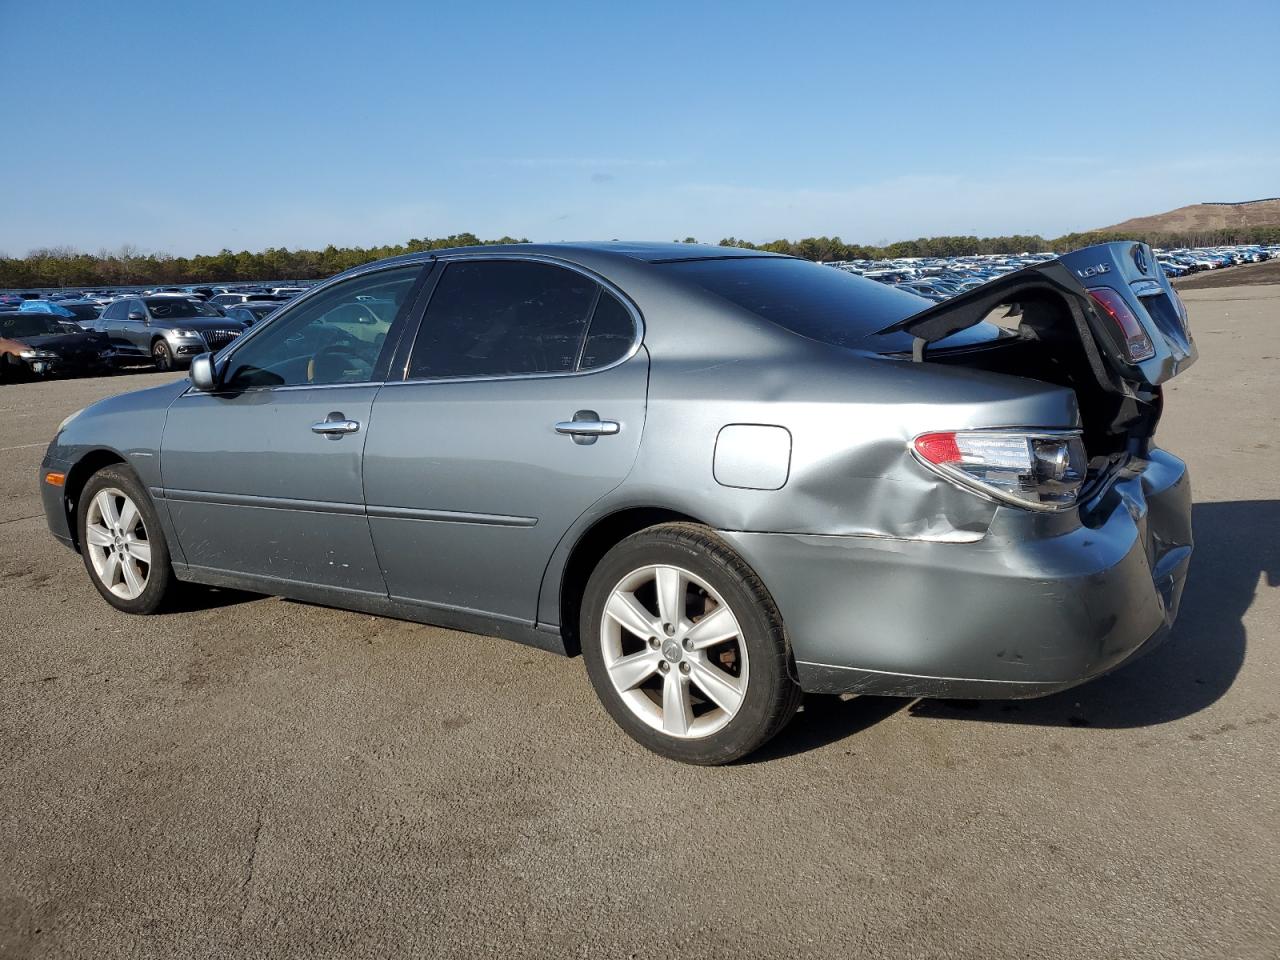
left=581, top=523, right=801, bottom=764
left=77, top=464, right=175, bottom=614
left=152, top=339, right=173, bottom=371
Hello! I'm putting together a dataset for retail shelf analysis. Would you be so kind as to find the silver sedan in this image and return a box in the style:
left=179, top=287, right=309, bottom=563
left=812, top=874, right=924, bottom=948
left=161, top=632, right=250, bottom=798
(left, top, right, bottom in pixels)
left=40, top=240, right=1196, bottom=763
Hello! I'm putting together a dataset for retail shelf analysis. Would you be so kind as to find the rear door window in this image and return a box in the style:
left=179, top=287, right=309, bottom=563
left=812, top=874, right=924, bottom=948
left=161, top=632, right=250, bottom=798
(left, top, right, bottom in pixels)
left=406, top=260, right=601, bottom=379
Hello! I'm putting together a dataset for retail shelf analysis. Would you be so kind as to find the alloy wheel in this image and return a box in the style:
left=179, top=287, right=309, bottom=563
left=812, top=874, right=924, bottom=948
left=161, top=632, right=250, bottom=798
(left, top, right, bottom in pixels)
left=84, top=487, right=152, bottom=600
left=599, top=563, right=749, bottom=739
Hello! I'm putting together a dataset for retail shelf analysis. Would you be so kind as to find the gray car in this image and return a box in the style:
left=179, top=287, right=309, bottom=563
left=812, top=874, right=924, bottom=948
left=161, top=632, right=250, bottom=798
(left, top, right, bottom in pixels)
left=89, top=295, right=247, bottom=370
left=39, top=241, right=1196, bottom=763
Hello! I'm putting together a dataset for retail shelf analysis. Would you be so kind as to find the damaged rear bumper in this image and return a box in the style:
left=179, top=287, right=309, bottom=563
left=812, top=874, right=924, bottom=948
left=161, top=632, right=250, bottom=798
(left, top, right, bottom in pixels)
left=718, top=448, right=1192, bottom=700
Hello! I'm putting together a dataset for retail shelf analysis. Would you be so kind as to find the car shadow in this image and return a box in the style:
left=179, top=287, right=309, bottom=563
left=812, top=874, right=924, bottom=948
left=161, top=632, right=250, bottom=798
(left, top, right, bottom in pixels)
left=756, top=500, right=1275, bottom=758
left=165, top=584, right=263, bottom=614
left=745, top=695, right=914, bottom=764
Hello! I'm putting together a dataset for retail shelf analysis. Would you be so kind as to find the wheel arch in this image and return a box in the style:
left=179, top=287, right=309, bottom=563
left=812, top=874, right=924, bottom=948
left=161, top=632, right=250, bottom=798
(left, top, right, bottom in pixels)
left=63, top=448, right=130, bottom=551
left=551, top=505, right=709, bottom=656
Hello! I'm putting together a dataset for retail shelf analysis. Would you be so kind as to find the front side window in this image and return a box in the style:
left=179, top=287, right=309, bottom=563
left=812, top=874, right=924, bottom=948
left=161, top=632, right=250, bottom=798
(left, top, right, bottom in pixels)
left=222, top=264, right=421, bottom=389
left=407, top=259, right=624, bottom=380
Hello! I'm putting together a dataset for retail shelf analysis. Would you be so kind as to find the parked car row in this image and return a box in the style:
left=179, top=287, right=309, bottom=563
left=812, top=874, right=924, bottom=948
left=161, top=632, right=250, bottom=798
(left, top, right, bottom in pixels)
left=0, top=283, right=312, bottom=381
left=827, top=244, right=1278, bottom=302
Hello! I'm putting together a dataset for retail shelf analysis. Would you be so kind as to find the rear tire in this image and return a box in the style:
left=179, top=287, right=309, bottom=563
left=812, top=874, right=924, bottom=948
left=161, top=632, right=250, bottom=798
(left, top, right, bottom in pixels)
left=152, top=339, right=173, bottom=372
left=581, top=523, right=801, bottom=764
left=76, top=464, right=175, bottom=614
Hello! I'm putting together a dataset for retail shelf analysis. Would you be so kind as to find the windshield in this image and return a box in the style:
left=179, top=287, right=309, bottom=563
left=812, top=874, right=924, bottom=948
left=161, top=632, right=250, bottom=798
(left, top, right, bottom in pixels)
left=1, top=315, right=69, bottom=337
left=143, top=298, right=221, bottom=318
left=60, top=303, right=99, bottom=320
left=659, top=257, right=998, bottom=351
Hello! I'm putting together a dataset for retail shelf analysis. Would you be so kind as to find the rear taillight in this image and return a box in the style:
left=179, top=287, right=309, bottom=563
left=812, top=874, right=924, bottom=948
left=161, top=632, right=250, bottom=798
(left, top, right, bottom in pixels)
left=912, top=430, right=1087, bottom=511
left=1087, top=287, right=1156, bottom=363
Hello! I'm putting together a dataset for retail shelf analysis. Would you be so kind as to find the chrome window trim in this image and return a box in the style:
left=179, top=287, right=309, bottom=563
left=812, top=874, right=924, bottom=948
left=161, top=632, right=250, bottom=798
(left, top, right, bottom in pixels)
left=184, top=252, right=645, bottom=396
left=396, top=252, right=645, bottom=384
left=177, top=379, right=384, bottom=399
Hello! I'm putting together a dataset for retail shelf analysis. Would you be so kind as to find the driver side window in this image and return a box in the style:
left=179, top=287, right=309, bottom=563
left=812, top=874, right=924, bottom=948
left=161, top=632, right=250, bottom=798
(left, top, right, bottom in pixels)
left=222, top=265, right=421, bottom=389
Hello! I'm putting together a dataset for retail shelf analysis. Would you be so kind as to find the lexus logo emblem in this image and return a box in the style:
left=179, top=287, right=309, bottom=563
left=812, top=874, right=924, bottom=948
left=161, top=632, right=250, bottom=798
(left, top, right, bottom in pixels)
left=1133, top=245, right=1148, bottom=274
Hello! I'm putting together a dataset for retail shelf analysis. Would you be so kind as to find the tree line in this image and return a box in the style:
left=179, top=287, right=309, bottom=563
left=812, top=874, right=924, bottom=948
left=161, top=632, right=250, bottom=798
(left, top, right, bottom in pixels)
left=4, top=225, right=1280, bottom=290
left=0, top=234, right=525, bottom=290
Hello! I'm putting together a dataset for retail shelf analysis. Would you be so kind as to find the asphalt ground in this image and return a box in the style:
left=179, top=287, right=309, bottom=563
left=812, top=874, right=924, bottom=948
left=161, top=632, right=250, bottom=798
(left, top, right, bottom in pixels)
left=1, top=284, right=1277, bottom=959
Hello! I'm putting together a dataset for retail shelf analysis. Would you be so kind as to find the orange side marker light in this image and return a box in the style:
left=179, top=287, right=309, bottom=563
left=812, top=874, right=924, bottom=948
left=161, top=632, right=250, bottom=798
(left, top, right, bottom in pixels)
left=45, top=471, right=66, bottom=487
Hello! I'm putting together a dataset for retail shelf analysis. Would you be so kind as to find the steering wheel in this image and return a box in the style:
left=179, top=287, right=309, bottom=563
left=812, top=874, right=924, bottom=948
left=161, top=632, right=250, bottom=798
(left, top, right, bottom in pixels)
left=307, top=340, right=360, bottom=384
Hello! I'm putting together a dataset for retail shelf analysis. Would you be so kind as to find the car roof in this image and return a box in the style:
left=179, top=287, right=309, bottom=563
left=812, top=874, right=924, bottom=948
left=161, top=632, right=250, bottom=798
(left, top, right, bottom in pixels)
left=369, top=240, right=789, bottom=269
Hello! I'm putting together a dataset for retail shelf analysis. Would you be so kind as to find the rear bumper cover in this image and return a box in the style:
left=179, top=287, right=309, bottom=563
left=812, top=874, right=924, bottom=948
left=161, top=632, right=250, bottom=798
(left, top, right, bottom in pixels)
left=719, top=448, right=1192, bottom=699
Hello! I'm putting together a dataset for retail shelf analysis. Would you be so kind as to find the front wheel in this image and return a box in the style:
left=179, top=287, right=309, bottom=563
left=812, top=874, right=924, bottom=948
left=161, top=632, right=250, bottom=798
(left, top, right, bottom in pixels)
left=581, top=523, right=801, bottom=764
left=152, top=339, right=174, bottom=371
left=77, top=464, right=176, bottom=614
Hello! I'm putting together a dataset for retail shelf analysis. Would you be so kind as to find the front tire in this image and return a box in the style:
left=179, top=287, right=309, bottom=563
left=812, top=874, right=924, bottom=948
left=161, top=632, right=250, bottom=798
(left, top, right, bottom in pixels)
left=152, top=339, right=174, bottom=371
left=581, top=523, right=801, bottom=764
left=77, top=464, right=175, bottom=614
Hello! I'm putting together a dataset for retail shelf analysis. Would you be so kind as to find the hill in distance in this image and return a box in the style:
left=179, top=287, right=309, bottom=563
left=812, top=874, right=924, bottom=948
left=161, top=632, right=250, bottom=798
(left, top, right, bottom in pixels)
left=1099, top=198, right=1280, bottom=234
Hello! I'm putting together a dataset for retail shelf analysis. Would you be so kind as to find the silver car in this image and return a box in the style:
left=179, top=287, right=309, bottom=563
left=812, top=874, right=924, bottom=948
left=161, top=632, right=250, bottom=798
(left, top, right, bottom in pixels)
left=89, top=295, right=247, bottom=370
left=39, top=241, right=1196, bottom=763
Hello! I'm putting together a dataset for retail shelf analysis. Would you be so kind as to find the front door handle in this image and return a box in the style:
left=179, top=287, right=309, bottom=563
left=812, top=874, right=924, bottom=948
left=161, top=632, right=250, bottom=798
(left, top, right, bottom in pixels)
left=555, top=410, right=620, bottom=445
left=311, top=411, right=361, bottom=439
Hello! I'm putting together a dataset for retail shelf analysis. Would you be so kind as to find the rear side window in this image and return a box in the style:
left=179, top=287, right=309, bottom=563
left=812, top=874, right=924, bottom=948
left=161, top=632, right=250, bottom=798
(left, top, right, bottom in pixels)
left=408, top=260, right=621, bottom=380
left=579, top=292, right=636, bottom=369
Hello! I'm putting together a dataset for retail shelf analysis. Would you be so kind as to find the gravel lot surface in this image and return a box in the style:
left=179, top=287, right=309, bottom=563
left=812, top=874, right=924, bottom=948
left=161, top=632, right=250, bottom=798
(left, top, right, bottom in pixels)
left=2, top=285, right=1277, bottom=959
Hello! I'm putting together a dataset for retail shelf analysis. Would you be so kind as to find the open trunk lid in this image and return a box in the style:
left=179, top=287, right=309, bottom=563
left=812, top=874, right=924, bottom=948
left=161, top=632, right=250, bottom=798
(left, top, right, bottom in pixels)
left=876, top=241, right=1197, bottom=396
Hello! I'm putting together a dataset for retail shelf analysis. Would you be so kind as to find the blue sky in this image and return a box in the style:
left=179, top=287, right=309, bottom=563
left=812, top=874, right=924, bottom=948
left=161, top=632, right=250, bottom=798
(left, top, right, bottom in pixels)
left=2, top=0, right=1277, bottom=256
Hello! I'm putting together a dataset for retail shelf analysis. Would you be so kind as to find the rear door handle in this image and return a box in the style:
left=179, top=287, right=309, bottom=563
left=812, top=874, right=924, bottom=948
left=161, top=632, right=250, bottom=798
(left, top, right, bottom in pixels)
left=311, top=411, right=361, bottom=439
left=555, top=410, right=619, bottom=445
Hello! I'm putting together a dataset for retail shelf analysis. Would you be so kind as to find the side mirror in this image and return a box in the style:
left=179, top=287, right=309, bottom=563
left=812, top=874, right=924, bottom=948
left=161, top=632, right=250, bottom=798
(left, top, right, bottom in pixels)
left=127, top=310, right=146, bottom=322
left=189, top=353, right=218, bottom=392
